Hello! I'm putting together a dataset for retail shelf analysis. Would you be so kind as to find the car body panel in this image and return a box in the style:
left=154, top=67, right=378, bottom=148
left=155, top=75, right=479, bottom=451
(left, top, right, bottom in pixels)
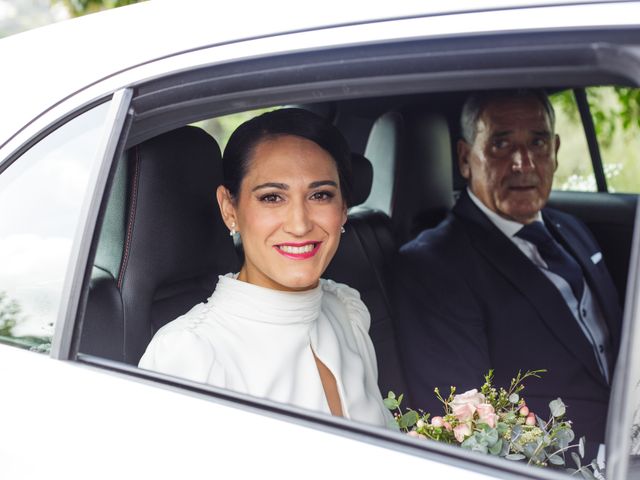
left=1, top=1, right=639, bottom=149
left=0, top=343, right=497, bottom=480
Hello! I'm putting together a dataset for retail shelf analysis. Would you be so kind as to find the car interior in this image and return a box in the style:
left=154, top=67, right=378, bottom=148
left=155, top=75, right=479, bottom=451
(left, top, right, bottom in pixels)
left=76, top=84, right=637, bottom=411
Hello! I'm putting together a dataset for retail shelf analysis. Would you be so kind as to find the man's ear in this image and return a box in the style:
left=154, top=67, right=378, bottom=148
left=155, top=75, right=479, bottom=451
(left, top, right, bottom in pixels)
left=216, top=185, right=237, bottom=230
left=457, top=139, right=472, bottom=180
left=553, top=134, right=561, bottom=172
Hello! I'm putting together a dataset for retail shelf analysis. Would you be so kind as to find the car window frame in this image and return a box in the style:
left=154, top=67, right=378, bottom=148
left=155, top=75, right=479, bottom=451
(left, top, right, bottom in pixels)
left=48, top=89, right=133, bottom=359
left=58, top=28, right=640, bottom=480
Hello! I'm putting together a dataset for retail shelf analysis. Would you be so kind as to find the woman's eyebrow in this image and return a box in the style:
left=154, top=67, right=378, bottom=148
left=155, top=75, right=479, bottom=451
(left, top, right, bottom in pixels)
left=252, top=182, right=288, bottom=192
left=252, top=180, right=338, bottom=191
left=309, top=180, right=338, bottom=188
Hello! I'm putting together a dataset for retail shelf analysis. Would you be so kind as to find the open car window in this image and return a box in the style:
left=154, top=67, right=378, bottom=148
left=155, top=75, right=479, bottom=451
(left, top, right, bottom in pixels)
left=56, top=16, right=640, bottom=480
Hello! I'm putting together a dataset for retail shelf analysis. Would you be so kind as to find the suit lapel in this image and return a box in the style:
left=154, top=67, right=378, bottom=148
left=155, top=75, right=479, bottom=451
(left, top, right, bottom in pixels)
left=544, top=212, right=622, bottom=355
left=453, top=192, right=607, bottom=386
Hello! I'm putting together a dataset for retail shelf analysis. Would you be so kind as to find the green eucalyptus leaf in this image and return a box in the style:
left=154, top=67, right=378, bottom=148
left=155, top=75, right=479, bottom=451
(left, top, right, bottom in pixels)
left=387, top=391, right=396, bottom=400
left=555, top=427, right=574, bottom=448
left=523, top=443, right=538, bottom=459
left=399, top=409, right=419, bottom=429
left=383, top=398, right=398, bottom=410
left=571, top=451, right=582, bottom=469
left=462, top=436, right=478, bottom=450
left=505, top=453, right=526, bottom=461
left=549, top=398, right=566, bottom=418
left=579, top=437, right=585, bottom=458
left=580, top=468, right=597, bottom=480
left=484, top=428, right=499, bottom=445
left=397, top=393, right=404, bottom=406
left=489, top=439, right=503, bottom=455
left=547, top=454, right=565, bottom=466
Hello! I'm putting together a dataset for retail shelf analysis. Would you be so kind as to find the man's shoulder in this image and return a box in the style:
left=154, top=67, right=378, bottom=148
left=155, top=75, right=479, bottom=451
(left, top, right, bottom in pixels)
left=399, top=213, right=466, bottom=260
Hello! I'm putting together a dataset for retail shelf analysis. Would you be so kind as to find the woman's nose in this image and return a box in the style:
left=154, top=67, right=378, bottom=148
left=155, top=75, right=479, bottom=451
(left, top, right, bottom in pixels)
left=283, top=199, right=313, bottom=236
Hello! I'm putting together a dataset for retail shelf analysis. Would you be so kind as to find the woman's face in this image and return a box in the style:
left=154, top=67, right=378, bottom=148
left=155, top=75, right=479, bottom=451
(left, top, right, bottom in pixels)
left=217, top=134, right=347, bottom=292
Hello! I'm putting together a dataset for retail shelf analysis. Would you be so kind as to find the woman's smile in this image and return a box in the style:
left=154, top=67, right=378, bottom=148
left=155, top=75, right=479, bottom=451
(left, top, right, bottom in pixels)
left=274, top=241, right=322, bottom=259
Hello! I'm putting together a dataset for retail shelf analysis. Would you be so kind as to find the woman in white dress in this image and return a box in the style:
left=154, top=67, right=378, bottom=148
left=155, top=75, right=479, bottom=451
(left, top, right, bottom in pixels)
left=139, top=108, right=392, bottom=427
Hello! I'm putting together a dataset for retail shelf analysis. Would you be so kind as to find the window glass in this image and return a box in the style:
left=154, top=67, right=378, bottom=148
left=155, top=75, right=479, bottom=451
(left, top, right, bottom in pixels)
left=0, top=102, right=111, bottom=353
left=587, top=86, right=640, bottom=193
left=192, top=107, right=279, bottom=151
left=550, top=90, right=596, bottom=192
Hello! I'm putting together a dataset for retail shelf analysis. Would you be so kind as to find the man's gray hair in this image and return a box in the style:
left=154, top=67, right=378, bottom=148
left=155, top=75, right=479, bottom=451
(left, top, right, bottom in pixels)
left=460, top=89, right=556, bottom=144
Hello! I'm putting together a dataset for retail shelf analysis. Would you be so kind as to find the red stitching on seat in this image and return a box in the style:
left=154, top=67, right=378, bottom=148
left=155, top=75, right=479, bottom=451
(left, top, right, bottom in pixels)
left=117, top=147, right=141, bottom=291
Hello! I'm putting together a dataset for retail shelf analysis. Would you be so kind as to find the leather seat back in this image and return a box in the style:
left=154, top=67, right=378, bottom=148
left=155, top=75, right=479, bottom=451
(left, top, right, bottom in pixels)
left=325, top=153, right=409, bottom=399
left=81, top=126, right=239, bottom=363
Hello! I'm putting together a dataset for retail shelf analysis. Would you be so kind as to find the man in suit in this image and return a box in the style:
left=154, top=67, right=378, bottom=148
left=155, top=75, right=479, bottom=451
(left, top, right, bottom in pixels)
left=394, top=89, right=622, bottom=451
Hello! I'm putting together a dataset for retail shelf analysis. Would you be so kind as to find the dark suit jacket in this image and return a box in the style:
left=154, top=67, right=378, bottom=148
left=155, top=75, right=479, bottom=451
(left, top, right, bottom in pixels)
left=394, top=191, right=622, bottom=447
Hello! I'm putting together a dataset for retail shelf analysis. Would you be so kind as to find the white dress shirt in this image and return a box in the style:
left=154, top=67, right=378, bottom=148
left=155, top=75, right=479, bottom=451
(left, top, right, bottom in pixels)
left=467, top=189, right=611, bottom=382
left=139, top=274, right=393, bottom=427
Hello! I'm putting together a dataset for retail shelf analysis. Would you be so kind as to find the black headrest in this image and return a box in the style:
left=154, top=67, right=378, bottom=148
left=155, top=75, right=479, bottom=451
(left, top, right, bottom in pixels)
left=350, top=152, right=373, bottom=207
left=118, top=126, right=239, bottom=362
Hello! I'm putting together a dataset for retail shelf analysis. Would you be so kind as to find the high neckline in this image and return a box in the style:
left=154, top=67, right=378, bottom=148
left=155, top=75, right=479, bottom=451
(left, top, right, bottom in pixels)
left=208, top=274, right=324, bottom=325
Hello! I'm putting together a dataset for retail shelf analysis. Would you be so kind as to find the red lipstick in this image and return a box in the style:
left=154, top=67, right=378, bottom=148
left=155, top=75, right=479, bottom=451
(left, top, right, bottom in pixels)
left=274, top=241, right=321, bottom=260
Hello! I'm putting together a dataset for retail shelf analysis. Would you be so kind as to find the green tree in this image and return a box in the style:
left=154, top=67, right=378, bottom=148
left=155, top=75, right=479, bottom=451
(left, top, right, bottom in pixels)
left=54, top=0, right=143, bottom=17
left=0, top=291, right=21, bottom=337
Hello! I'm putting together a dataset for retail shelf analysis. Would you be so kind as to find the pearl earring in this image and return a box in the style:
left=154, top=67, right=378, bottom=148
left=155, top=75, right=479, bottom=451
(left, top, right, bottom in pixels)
left=229, top=222, right=237, bottom=236
left=340, top=226, right=346, bottom=234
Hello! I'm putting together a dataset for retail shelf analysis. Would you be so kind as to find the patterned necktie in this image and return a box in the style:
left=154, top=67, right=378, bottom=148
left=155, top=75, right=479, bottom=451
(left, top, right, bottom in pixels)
left=516, top=221, right=585, bottom=301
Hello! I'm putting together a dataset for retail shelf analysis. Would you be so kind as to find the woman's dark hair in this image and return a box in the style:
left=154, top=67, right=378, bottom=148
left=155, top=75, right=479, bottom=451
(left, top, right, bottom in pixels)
left=222, top=108, right=353, bottom=205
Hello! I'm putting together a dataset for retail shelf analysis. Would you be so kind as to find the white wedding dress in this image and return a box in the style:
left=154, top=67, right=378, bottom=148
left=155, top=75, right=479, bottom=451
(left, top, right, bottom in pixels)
left=139, top=274, right=392, bottom=427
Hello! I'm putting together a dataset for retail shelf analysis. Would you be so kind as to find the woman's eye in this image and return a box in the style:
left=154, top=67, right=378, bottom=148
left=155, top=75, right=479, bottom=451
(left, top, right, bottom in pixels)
left=259, top=193, right=282, bottom=203
left=310, top=191, right=335, bottom=201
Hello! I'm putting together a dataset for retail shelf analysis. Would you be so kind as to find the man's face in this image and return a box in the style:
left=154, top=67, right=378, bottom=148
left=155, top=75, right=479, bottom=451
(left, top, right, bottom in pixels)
left=458, top=96, right=560, bottom=224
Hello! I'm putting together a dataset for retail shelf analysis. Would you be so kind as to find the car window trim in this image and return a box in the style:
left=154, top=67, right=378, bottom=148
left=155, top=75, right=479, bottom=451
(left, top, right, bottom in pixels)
left=50, top=88, right=133, bottom=360
left=605, top=202, right=640, bottom=478
left=574, top=87, right=608, bottom=192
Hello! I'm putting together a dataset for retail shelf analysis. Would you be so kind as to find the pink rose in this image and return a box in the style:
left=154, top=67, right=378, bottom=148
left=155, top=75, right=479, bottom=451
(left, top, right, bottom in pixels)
left=407, top=430, right=419, bottom=437
left=476, top=403, right=497, bottom=428
left=451, top=389, right=486, bottom=409
left=476, top=403, right=495, bottom=418
left=525, top=413, right=536, bottom=426
left=480, top=412, right=498, bottom=428
left=443, top=421, right=453, bottom=431
left=453, top=423, right=472, bottom=443
left=452, top=403, right=476, bottom=422
left=519, top=406, right=529, bottom=417
left=431, top=416, right=444, bottom=427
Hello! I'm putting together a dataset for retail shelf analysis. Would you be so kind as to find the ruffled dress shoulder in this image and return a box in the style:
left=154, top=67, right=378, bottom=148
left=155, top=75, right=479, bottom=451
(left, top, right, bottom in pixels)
left=139, top=274, right=392, bottom=428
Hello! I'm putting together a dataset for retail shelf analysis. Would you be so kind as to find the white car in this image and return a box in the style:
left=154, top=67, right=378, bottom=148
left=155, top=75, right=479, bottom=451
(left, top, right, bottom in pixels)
left=0, top=1, right=639, bottom=478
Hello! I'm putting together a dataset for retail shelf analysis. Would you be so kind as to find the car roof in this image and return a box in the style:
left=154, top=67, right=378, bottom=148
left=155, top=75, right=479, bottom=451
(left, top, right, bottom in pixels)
left=0, top=0, right=634, bottom=146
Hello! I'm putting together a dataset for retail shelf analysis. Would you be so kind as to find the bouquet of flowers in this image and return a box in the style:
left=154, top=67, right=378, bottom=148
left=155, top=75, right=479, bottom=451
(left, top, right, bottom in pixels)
left=385, top=370, right=602, bottom=477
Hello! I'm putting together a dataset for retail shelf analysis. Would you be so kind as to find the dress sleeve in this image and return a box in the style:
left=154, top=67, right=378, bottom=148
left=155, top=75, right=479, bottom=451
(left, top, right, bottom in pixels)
left=322, top=280, right=378, bottom=381
left=138, top=324, right=216, bottom=384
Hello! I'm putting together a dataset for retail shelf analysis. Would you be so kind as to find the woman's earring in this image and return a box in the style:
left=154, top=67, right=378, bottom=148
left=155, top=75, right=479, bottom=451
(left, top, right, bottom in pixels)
left=340, top=226, right=346, bottom=234
left=229, top=222, right=237, bottom=236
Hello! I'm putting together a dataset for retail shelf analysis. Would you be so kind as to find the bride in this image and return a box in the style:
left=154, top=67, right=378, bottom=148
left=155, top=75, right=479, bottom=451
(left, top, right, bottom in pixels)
left=139, top=108, right=391, bottom=427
